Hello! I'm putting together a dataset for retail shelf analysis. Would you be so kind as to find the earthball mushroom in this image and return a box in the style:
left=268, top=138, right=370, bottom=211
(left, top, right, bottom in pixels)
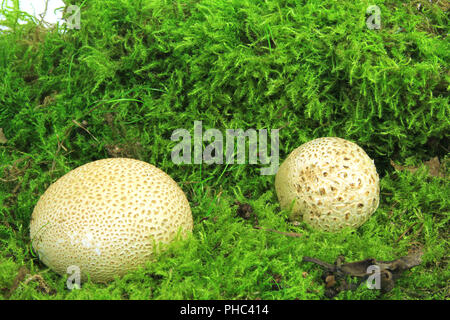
left=275, top=137, right=379, bottom=232
left=30, top=158, right=193, bottom=282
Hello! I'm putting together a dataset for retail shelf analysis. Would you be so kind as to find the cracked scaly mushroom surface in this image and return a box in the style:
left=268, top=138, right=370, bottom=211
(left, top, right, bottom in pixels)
left=30, top=158, right=193, bottom=282
left=275, top=137, right=379, bottom=232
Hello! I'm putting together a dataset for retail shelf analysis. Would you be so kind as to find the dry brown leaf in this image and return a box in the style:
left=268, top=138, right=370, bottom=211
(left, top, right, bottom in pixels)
left=0, top=128, right=7, bottom=144
left=423, top=157, right=443, bottom=178
left=390, top=157, right=444, bottom=178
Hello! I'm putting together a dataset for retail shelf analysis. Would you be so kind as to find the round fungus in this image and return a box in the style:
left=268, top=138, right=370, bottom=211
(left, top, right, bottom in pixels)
left=30, top=158, right=193, bottom=282
left=275, top=137, right=380, bottom=232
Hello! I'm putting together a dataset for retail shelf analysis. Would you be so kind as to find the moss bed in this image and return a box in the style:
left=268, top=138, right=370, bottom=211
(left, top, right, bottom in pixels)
left=0, top=0, right=448, bottom=299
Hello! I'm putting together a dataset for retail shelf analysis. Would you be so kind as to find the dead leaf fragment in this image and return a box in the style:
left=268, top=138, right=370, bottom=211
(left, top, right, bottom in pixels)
left=390, top=157, right=444, bottom=178
left=325, top=275, right=336, bottom=288
left=23, top=274, right=55, bottom=295
left=5, top=266, right=30, bottom=299
left=270, top=274, right=283, bottom=290
left=3, top=265, right=57, bottom=299
left=423, top=157, right=442, bottom=178
left=236, top=202, right=254, bottom=220
left=0, top=128, right=7, bottom=144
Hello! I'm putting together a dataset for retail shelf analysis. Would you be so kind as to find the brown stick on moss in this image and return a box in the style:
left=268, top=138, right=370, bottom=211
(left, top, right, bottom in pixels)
left=302, top=249, right=423, bottom=297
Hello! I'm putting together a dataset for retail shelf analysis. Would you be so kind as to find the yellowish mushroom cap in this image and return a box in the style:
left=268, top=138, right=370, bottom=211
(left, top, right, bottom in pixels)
left=30, top=158, right=193, bottom=282
left=275, top=137, right=379, bottom=232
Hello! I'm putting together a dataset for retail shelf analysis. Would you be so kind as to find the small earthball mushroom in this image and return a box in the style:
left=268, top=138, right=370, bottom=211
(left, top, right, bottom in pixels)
left=275, top=137, right=379, bottom=232
left=30, top=158, right=193, bottom=282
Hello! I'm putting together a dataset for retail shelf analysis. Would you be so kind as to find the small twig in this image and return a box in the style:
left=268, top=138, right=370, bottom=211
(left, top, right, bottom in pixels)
left=11, top=180, right=22, bottom=194
left=302, top=256, right=335, bottom=271
left=38, top=0, right=49, bottom=26
left=51, top=134, right=64, bottom=175
left=215, top=190, right=223, bottom=203
left=72, top=119, right=99, bottom=143
left=276, top=105, right=288, bottom=118
left=179, top=181, right=201, bottom=185
left=414, top=223, right=424, bottom=238
left=56, top=133, right=68, bottom=152
left=276, top=121, right=290, bottom=131
left=0, top=177, right=18, bottom=182
left=253, top=226, right=302, bottom=238
left=395, top=222, right=418, bottom=243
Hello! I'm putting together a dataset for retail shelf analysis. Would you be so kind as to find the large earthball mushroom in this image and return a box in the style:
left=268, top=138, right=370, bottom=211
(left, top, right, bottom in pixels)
left=275, top=137, right=379, bottom=232
left=30, top=158, right=193, bottom=282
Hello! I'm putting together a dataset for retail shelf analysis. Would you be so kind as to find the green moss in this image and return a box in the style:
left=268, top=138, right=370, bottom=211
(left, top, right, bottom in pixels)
left=0, top=0, right=448, bottom=299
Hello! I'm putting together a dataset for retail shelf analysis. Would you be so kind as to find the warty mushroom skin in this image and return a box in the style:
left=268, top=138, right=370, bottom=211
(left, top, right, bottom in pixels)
left=30, top=158, right=193, bottom=282
left=275, top=137, right=380, bottom=232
